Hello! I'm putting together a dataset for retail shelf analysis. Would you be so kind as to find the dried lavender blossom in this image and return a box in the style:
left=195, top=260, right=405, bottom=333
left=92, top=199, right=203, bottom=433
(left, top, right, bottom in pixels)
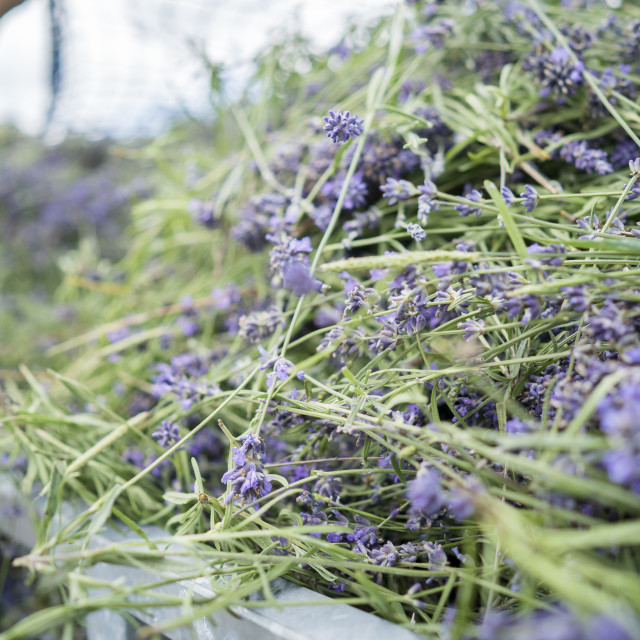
left=221, top=433, right=272, bottom=505
left=323, top=109, right=364, bottom=143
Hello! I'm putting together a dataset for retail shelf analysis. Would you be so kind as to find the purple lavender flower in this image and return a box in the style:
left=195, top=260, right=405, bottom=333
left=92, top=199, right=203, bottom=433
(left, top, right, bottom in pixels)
left=621, top=18, right=640, bottom=60
left=559, top=140, right=613, bottom=175
left=425, top=542, right=447, bottom=570
left=273, top=358, right=294, bottom=382
left=625, top=182, right=640, bottom=201
left=525, top=243, right=566, bottom=268
left=370, top=268, right=389, bottom=281
left=505, top=417, right=537, bottom=434
left=501, top=186, right=515, bottom=205
left=459, top=318, right=485, bottom=342
left=368, top=322, right=399, bottom=353
left=211, top=284, right=241, bottom=310
left=587, top=615, right=636, bottom=640
left=238, top=307, right=284, bottom=344
left=448, top=489, right=476, bottom=521
left=106, top=326, right=131, bottom=363
left=587, top=300, right=634, bottom=347
left=432, top=247, right=470, bottom=288
left=221, top=433, right=272, bottom=505
left=268, top=233, right=313, bottom=278
left=342, top=208, right=381, bottom=245
left=358, top=133, right=421, bottom=182
left=152, top=420, right=180, bottom=448
left=623, top=347, right=640, bottom=365
left=258, top=346, right=295, bottom=388
left=602, top=449, right=640, bottom=488
left=559, top=23, right=593, bottom=52
left=576, top=213, right=602, bottom=239
left=407, top=222, right=426, bottom=242
left=449, top=383, right=499, bottom=429
left=610, top=140, right=639, bottom=170
left=506, top=293, right=543, bottom=326
left=188, top=198, right=217, bottom=228
left=447, top=478, right=484, bottom=519
left=526, top=46, right=584, bottom=101
left=323, top=109, right=364, bottom=143
left=151, top=353, right=220, bottom=410
left=311, top=203, right=332, bottom=230
left=407, top=466, right=444, bottom=515
left=314, top=476, right=343, bottom=501
left=345, top=283, right=376, bottom=314
left=107, top=327, right=131, bottom=344
left=368, top=541, right=400, bottom=567
left=321, top=170, right=368, bottom=210
left=282, top=260, right=322, bottom=296
left=411, top=19, right=454, bottom=53
left=587, top=67, right=636, bottom=119
left=398, top=79, right=426, bottom=102
left=328, top=40, right=350, bottom=61
left=598, top=378, right=640, bottom=493
left=520, top=185, right=539, bottom=212
left=380, top=178, right=415, bottom=205
left=388, top=287, right=437, bottom=335
left=176, top=316, right=199, bottom=337
left=417, top=180, right=437, bottom=223
left=479, top=608, right=636, bottom=640
left=123, top=450, right=145, bottom=469
left=299, top=498, right=329, bottom=538
left=232, top=193, right=290, bottom=251
left=347, top=515, right=379, bottom=547
left=398, top=542, right=420, bottom=564
left=455, top=189, right=482, bottom=217
left=503, top=2, right=542, bottom=33
left=533, top=128, right=563, bottom=153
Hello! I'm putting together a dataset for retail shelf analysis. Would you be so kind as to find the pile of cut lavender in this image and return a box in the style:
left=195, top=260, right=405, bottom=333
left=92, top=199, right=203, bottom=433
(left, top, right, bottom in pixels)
left=3, top=1, right=640, bottom=638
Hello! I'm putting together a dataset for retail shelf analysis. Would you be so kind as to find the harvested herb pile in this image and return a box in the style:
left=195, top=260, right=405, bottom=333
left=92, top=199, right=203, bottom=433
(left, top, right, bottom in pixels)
left=3, top=1, right=640, bottom=638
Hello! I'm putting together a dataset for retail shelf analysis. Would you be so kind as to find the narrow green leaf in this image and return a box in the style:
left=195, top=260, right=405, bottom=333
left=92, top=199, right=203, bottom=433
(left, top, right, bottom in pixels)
left=484, top=180, right=528, bottom=260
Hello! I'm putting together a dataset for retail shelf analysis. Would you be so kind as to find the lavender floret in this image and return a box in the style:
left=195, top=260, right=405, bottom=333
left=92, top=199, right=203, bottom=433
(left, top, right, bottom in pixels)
left=520, top=185, right=539, bottom=212
left=258, top=346, right=295, bottom=388
left=380, top=178, right=415, bottom=205
left=459, top=318, right=486, bottom=342
left=501, top=186, right=515, bottom=205
left=455, top=189, right=482, bottom=217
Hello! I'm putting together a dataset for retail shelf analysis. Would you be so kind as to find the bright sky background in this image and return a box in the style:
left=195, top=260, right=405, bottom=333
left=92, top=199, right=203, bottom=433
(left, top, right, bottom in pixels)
left=0, top=0, right=395, bottom=139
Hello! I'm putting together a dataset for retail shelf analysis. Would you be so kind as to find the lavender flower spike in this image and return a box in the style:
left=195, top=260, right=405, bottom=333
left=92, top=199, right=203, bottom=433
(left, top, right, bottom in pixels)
left=407, top=465, right=444, bottom=515
left=501, top=186, right=515, bottom=205
left=323, top=109, right=364, bottom=143
left=152, top=420, right=180, bottom=448
left=520, top=185, right=539, bottom=212
left=221, top=433, right=272, bottom=506
left=380, top=178, right=416, bottom=205
left=407, top=222, right=426, bottom=242
left=258, top=345, right=296, bottom=387
left=455, top=189, right=483, bottom=217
